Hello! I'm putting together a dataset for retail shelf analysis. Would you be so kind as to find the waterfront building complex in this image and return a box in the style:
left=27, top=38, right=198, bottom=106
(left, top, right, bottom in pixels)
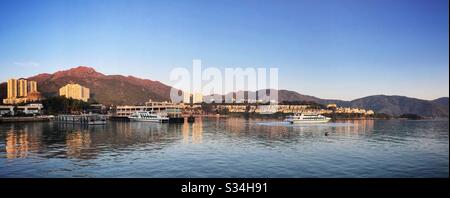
left=114, top=100, right=183, bottom=118
left=187, top=103, right=375, bottom=116
left=59, top=83, right=90, bottom=102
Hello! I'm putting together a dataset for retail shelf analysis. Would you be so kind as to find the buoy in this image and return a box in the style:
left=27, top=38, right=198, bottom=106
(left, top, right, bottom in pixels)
left=187, top=115, right=195, bottom=123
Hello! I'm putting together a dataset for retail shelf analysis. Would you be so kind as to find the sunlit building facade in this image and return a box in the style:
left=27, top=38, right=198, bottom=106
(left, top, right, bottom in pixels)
left=59, top=83, right=90, bottom=102
left=3, top=78, right=39, bottom=104
left=28, top=81, right=37, bottom=93
left=18, top=79, right=28, bottom=97
left=7, top=79, right=18, bottom=99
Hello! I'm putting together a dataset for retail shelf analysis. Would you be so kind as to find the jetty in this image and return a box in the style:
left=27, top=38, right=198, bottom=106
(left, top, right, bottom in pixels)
left=55, top=114, right=107, bottom=125
left=0, top=116, right=51, bottom=123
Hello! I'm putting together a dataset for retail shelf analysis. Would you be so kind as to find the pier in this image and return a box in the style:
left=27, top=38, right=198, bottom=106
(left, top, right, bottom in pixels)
left=0, top=116, right=50, bottom=123
left=55, top=114, right=107, bottom=125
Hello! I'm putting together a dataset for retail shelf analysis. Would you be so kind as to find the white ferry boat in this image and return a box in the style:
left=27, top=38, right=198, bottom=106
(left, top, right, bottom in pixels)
left=284, top=113, right=331, bottom=124
left=128, top=111, right=169, bottom=123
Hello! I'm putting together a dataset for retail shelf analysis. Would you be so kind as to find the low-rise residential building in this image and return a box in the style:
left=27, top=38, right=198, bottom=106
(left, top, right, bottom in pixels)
left=327, top=103, right=337, bottom=109
left=0, top=103, right=43, bottom=116
left=114, top=100, right=183, bottom=118
left=201, top=103, right=374, bottom=116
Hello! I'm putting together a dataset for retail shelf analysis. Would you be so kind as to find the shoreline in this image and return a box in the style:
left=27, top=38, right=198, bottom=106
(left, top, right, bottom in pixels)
left=1, top=114, right=446, bottom=124
left=182, top=114, right=447, bottom=121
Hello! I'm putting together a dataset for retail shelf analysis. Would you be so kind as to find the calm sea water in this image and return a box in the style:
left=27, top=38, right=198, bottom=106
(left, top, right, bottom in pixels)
left=0, top=118, right=448, bottom=178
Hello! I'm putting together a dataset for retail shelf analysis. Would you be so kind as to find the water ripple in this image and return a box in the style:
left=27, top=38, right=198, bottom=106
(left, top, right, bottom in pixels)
left=0, top=119, right=448, bottom=177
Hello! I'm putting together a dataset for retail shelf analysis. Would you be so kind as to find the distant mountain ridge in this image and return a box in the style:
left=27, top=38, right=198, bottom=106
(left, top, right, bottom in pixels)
left=0, top=66, right=448, bottom=117
left=344, top=95, right=448, bottom=117
left=432, top=97, right=449, bottom=110
left=278, top=92, right=448, bottom=117
left=210, top=90, right=449, bottom=117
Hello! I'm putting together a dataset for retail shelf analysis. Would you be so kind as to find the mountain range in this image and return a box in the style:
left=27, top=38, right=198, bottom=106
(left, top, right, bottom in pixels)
left=26, top=66, right=172, bottom=105
left=277, top=90, right=448, bottom=117
left=0, top=66, right=448, bottom=117
left=206, top=89, right=448, bottom=117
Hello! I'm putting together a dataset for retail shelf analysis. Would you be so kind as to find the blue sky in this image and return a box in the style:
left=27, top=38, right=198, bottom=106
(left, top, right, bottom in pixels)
left=0, top=0, right=448, bottom=100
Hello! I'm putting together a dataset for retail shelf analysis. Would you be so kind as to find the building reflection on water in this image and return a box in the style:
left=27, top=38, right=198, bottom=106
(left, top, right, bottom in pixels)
left=4, top=124, right=42, bottom=159
left=334, top=119, right=375, bottom=135
left=1, top=122, right=183, bottom=159
left=66, top=130, right=92, bottom=159
left=1, top=118, right=375, bottom=159
left=223, top=117, right=292, bottom=140
left=220, top=117, right=375, bottom=141
left=182, top=118, right=203, bottom=144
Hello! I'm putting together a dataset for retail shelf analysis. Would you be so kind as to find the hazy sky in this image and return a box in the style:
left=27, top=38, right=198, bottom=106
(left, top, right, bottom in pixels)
left=0, top=0, right=448, bottom=100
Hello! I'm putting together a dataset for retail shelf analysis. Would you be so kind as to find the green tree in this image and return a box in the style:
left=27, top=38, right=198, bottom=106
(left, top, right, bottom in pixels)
left=42, top=96, right=91, bottom=115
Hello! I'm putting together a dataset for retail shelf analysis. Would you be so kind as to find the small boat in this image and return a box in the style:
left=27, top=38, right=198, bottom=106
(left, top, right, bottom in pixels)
left=284, top=113, right=331, bottom=124
left=187, top=115, right=195, bottom=123
left=128, top=111, right=169, bottom=123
